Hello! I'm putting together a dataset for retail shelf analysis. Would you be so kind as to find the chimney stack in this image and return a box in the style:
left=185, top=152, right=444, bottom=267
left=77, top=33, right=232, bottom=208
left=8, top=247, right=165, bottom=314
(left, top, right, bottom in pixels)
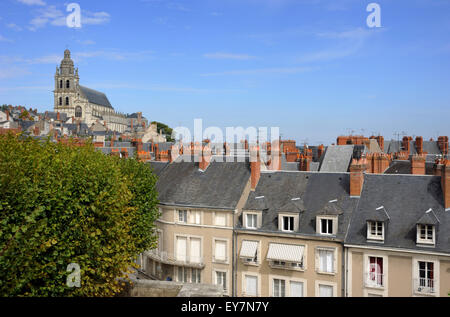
left=402, top=136, right=411, bottom=154
left=57, top=112, right=60, bottom=121
left=269, top=140, right=282, bottom=171
left=438, top=136, right=449, bottom=155
left=443, top=160, right=450, bottom=210
left=411, top=154, right=426, bottom=175
left=376, top=136, right=384, bottom=151
left=350, top=158, right=367, bottom=197
left=250, top=145, right=261, bottom=190
left=199, top=145, right=212, bottom=171
left=416, top=136, right=424, bottom=155
left=5, top=110, right=9, bottom=121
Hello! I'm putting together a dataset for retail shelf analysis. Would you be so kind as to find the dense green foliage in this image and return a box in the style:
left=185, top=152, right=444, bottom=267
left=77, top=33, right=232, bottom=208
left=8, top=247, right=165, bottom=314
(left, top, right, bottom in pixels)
left=0, top=134, right=160, bottom=296
left=151, top=121, right=174, bottom=142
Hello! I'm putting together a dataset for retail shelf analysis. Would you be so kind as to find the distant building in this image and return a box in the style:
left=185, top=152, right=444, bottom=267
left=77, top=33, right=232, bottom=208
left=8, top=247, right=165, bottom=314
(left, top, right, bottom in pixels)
left=53, top=49, right=128, bottom=132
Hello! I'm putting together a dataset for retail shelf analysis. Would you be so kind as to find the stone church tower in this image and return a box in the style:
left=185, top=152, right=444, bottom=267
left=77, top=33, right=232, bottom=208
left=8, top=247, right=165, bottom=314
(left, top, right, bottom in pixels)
left=53, top=49, right=128, bottom=132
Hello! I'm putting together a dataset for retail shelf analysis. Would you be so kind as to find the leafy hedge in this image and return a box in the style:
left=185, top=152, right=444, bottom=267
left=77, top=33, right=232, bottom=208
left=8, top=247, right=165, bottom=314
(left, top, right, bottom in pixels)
left=0, top=133, right=160, bottom=296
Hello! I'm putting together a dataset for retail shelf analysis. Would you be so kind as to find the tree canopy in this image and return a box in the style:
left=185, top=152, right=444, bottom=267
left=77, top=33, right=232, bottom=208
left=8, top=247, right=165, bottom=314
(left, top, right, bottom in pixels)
left=151, top=121, right=174, bottom=142
left=0, top=133, right=160, bottom=296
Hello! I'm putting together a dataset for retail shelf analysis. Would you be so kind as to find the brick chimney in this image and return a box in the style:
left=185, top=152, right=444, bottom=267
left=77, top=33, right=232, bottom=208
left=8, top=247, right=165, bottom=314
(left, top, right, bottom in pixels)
left=411, top=154, right=426, bottom=175
left=402, top=136, right=411, bottom=153
left=199, top=145, right=212, bottom=171
left=5, top=110, right=9, bottom=121
left=269, top=140, right=282, bottom=171
left=416, top=137, right=423, bottom=155
left=376, top=136, right=384, bottom=151
left=57, top=112, right=60, bottom=121
left=438, top=136, right=449, bottom=155
left=131, top=119, right=133, bottom=131
left=350, top=158, right=367, bottom=197
left=250, top=145, right=261, bottom=190
left=434, top=159, right=443, bottom=177
left=443, top=160, right=450, bottom=210
left=318, top=144, right=325, bottom=158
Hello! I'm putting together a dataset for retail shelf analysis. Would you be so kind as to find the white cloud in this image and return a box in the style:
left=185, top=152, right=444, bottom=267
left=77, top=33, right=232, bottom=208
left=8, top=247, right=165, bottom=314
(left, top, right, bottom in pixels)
left=6, top=23, right=23, bottom=31
left=200, top=66, right=314, bottom=76
left=203, top=53, right=257, bottom=60
left=16, top=0, right=46, bottom=6
left=0, top=67, right=31, bottom=80
left=0, top=34, right=13, bottom=42
left=28, top=5, right=110, bottom=30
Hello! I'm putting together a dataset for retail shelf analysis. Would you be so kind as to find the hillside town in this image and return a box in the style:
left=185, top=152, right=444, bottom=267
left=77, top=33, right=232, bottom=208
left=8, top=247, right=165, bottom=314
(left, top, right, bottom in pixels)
left=1, top=50, right=450, bottom=298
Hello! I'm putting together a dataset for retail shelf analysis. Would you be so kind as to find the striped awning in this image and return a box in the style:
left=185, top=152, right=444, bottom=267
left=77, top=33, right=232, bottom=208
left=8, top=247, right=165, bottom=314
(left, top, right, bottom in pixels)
left=240, top=240, right=258, bottom=258
left=266, top=243, right=304, bottom=262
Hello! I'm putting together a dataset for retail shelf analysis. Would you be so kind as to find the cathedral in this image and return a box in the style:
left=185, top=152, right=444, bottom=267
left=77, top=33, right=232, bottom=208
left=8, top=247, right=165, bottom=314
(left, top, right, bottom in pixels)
left=53, top=49, right=128, bottom=133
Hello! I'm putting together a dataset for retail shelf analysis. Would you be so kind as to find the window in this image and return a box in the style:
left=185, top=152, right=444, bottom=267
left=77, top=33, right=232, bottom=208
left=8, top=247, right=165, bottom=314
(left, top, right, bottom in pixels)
left=282, top=216, right=294, bottom=232
left=417, top=225, right=435, bottom=244
left=273, top=279, right=286, bottom=297
left=290, top=281, right=304, bottom=297
left=246, top=214, right=258, bottom=229
left=318, top=284, right=333, bottom=297
left=216, top=271, right=227, bottom=291
left=318, top=249, right=334, bottom=273
left=417, top=261, right=435, bottom=293
left=367, top=257, right=384, bottom=287
left=176, top=236, right=187, bottom=262
left=245, top=275, right=258, bottom=296
left=321, top=218, right=333, bottom=235
left=240, top=240, right=259, bottom=264
left=190, top=238, right=201, bottom=264
left=191, top=269, right=201, bottom=284
left=65, top=97, right=69, bottom=106
left=177, top=267, right=188, bottom=283
left=178, top=210, right=188, bottom=223
left=214, top=240, right=227, bottom=262
left=75, top=106, right=82, bottom=118
left=190, top=211, right=201, bottom=224
left=367, top=221, right=384, bottom=240
left=59, top=97, right=62, bottom=106
left=59, top=80, right=63, bottom=89
left=215, top=213, right=226, bottom=226
left=66, top=80, right=70, bottom=89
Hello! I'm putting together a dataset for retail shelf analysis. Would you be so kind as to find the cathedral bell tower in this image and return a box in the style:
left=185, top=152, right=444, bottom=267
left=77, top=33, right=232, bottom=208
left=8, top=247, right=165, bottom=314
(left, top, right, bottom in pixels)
left=54, top=49, right=80, bottom=117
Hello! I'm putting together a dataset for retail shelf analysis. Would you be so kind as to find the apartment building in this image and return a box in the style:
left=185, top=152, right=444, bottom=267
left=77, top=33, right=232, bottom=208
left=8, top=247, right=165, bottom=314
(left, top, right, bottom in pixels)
left=345, top=160, right=450, bottom=297
left=143, top=154, right=251, bottom=296
left=235, top=170, right=359, bottom=297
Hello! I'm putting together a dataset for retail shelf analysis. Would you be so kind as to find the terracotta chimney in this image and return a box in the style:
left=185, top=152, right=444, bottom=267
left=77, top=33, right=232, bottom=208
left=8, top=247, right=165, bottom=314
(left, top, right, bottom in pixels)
left=57, top=112, right=60, bottom=121
left=199, top=145, right=212, bottom=171
left=402, top=136, right=411, bottom=154
left=416, top=137, right=423, bottom=155
left=250, top=145, right=261, bottom=190
left=376, top=136, right=384, bottom=151
left=438, top=136, right=449, bottom=155
left=411, top=154, right=426, bottom=175
left=5, top=110, right=9, bottom=121
left=350, top=158, right=367, bottom=197
left=318, top=144, right=325, bottom=158
left=434, top=159, right=443, bottom=177
left=443, top=160, right=450, bottom=210
left=269, top=140, right=282, bottom=171
left=131, top=119, right=133, bottom=131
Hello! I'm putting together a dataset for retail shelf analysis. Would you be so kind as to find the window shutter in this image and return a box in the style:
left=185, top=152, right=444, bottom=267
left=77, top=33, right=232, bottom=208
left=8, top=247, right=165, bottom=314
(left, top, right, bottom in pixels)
left=315, top=249, right=320, bottom=272
left=326, top=251, right=333, bottom=272
left=215, top=240, right=226, bottom=261
left=316, top=217, right=320, bottom=233
left=319, top=285, right=333, bottom=297
left=290, top=281, right=303, bottom=297
left=190, top=238, right=201, bottom=263
left=246, top=276, right=257, bottom=296
left=215, top=213, right=226, bottom=226
left=176, top=237, right=187, bottom=261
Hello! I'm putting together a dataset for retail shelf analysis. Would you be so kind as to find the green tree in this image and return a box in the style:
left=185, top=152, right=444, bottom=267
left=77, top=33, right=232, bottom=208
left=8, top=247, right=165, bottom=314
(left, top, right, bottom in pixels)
left=0, top=133, right=160, bottom=297
left=151, top=121, right=174, bottom=142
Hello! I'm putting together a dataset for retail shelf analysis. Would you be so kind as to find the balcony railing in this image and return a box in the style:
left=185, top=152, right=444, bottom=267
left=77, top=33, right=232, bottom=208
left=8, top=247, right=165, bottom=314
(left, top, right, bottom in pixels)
left=414, top=278, right=436, bottom=294
left=365, top=272, right=385, bottom=288
left=145, top=249, right=205, bottom=268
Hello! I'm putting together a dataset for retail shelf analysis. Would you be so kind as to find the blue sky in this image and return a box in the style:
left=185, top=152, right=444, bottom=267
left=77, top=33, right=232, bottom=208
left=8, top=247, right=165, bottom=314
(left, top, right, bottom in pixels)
left=0, top=0, right=449, bottom=144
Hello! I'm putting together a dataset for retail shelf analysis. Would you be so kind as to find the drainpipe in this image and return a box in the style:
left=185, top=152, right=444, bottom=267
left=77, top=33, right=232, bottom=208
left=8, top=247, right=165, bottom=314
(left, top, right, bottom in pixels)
left=232, top=208, right=237, bottom=297
left=344, top=247, right=348, bottom=297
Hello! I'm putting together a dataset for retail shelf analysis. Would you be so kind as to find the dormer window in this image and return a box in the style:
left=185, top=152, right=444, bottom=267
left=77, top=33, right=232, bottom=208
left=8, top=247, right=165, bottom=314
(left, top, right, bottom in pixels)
left=417, top=224, right=435, bottom=245
left=281, top=216, right=294, bottom=232
left=244, top=211, right=261, bottom=229
left=367, top=221, right=384, bottom=241
left=416, top=209, right=439, bottom=246
left=316, top=216, right=337, bottom=236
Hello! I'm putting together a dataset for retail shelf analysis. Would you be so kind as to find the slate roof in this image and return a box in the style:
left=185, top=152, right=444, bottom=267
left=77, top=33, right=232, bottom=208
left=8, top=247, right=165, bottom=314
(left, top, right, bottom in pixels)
left=384, top=160, right=435, bottom=175
left=155, top=158, right=251, bottom=210
left=422, top=141, right=442, bottom=155
left=148, top=161, right=169, bottom=177
left=79, top=85, right=113, bottom=109
left=320, top=145, right=354, bottom=172
left=241, top=171, right=359, bottom=239
left=345, top=174, right=450, bottom=254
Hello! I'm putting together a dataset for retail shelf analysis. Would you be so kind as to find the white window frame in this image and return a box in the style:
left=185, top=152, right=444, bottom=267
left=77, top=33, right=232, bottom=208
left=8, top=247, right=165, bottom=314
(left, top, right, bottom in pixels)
left=367, top=221, right=384, bottom=241
left=245, top=213, right=258, bottom=229
left=316, top=216, right=337, bottom=236
left=269, top=275, right=307, bottom=297
left=315, top=280, right=337, bottom=297
left=242, top=273, right=260, bottom=297
left=189, top=210, right=202, bottom=225
left=315, top=247, right=337, bottom=275
left=174, top=234, right=203, bottom=265
left=363, top=253, right=388, bottom=295
left=241, top=240, right=260, bottom=266
left=176, top=266, right=189, bottom=283
left=272, top=278, right=286, bottom=297
left=191, top=268, right=201, bottom=284
left=412, top=257, right=439, bottom=296
left=278, top=213, right=298, bottom=232
left=177, top=209, right=188, bottom=223
left=416, top=224, right=435, bottom=245
left=214, top=212, right=227, bottom=227
left=212, top=238, right=229, bottom=264
left=213, top=269, right=229, bottom=295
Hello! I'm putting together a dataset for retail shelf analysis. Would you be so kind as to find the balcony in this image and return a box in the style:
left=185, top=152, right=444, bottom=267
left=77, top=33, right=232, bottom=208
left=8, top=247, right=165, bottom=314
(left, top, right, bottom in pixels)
left=365, top=272, right=385, bottom=288
left=414, top=278, right=436, bottom=295
left=145, top=249, right=205, bottom=269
